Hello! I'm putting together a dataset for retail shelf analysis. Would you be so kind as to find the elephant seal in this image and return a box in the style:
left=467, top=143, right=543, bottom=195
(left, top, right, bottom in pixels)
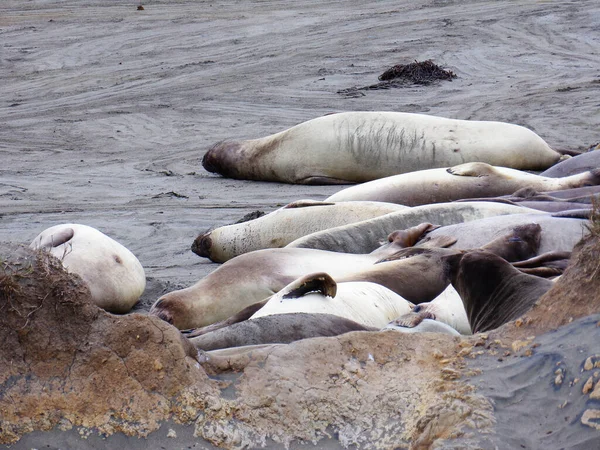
left=421, top=213, right=588, bottom=254
left=150, top=226, right=429, bottom=330
left=202, top=111, right=561, bottom=184
left=249, top=272, right=414, bottom=328
left=450, top=250, right=554, bottom=333
left=540, top=150, right=600, bottom=178
left=192, top=200, right=406, bottom=263
left=190, top=313, right=376, bottom=351
left=326, top=162, right=600, bottom=205
left=29, top=224, right=146, bottom=314
left=287, top=201, right=540, bottom=254
left=386, top=285, right=470, bottom=335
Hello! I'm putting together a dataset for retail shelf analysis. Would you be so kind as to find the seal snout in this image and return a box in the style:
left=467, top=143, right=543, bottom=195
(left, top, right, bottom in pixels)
left=202, top=141, right=243, bottom=177
left=191, top=232, right=212, bottom=258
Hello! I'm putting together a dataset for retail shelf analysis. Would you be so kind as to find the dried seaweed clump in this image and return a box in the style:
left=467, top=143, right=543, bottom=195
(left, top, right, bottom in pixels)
left=379, top=59, right=456, bottom=84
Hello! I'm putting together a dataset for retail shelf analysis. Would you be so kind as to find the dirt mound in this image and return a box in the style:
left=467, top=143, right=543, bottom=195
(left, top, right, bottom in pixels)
left=0, top=245, right=215, bottom=445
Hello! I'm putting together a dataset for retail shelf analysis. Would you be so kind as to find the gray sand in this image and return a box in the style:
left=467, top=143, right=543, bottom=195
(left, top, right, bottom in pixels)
left=1, top=1, right=599, bottom=445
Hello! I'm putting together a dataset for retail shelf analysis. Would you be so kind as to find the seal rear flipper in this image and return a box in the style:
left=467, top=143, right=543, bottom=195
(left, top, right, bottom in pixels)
left=387, top=222, right=439, bottom=248
left=281, top=272, right=337, bottom=299
left=35, top=227, right=75, bottom=250
left=446, top=162, right=495, bottom=177
left=452, top=250, right=553, bottom=333
left=512, top=250, right=572, bottom=268
left=182, top=298, right=271, bottom=338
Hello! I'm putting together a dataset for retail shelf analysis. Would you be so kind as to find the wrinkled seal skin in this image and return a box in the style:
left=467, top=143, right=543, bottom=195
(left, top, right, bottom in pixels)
left=202, top=111, right=562, bottom=184
left=326, top=162, right=600, bottom=205
left=449, top=250, right=554, bottom=333
left=192, top=200, right=406, bottom=263
left=29, top=224, right=146, bottom=314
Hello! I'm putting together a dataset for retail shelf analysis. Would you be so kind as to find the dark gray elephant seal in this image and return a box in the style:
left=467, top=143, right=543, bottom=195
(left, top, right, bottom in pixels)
left=202, top=112, right=561, bottom=184
left=326, top=163, right=600, bottom=205
left=540, top=150, right=600, bottom=178
left=450, top=250, right=554, bottom=333
left=190, top=313, right=376, bottom=351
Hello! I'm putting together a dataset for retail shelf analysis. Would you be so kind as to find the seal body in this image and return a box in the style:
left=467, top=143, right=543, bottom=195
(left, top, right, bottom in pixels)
left=541, top=150, right=600, bottom=178
left=190, top=313, right=375, bottom=351
left=326, top=162, right=600, bottom=205
left=150, top=230, right=423, bottom=330
left=203, top=112, right=561, bottom=184
left=30, top=224, right=146, bottom=313
left=287, top=201, right=540, bottom=253
left=250, top=273, right=413, bottom=328
left=193, top=200, right=406, bottom=263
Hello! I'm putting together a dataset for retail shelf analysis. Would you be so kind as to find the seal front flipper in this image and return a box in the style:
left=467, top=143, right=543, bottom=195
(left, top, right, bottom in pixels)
left=284, top=200, right=336, bottom=208
left=298, top=176, right=356, bottom=185
left=282, top=272, right=337, bottom=299
left=182, top=298, right=270, bottom=338
left=386, top=310, right=434, bottom=329
left=446, top=162, right=496, bottom=177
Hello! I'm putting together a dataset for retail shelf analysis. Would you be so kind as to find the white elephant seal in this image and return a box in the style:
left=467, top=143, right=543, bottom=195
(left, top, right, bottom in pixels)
left=192, top=200, right=406, bottom=263
left=250, top=272, right=414, bottom=328
left=287, top=201, right=540, bottom=253
left=150, top=226, right=429, bottom=330
left=326, top=162, right=600, bottom=205
left=30, top=224, right=146, bottom=314
left=202, top=112, right=562, bottom=184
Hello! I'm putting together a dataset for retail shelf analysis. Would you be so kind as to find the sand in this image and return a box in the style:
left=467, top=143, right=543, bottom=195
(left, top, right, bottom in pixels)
left=1, top=1, right=600, bottom=446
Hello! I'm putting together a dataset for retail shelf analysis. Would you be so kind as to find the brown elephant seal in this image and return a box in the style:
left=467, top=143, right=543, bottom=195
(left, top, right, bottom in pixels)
left=326, top=162, right=600, bottom=205
left=150, top=225, right=430, bottom=330
left=29, top=224, right=146, bottom=314
left=192, top=200, right=406, bottom=263
left=450, top=250, right=554, bottom=333
left=286, top=201, right=539, bottom=254
left=540, top=149, right=600, bottom=178
left=202, top=112, right=561, bottom=184
left=190, top=313, right=376, bottom=351
left=249, top=272, right=414, bottom=328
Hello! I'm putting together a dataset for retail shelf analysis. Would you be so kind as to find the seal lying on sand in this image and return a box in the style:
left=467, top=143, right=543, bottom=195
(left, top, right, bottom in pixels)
left=192, top=200, right=406, bottom=263
left=150, top=225, right=433, bottom=330
left=249, top=272, right=413, bottom=328
left=287, top=201, right=539, bottom=254
left=202, top=112, right=561, bottom=184
left=30, top=224, right=146, bottom=314
left=326, top=162, right=600, bottom=205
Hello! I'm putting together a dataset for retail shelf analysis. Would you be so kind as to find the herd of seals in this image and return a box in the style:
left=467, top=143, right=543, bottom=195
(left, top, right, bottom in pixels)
left=30, top=111, right=599, bottom=353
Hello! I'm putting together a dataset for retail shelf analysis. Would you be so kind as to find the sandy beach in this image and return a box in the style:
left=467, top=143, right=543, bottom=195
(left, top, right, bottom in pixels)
left=1, top=0, right=600, bottom=448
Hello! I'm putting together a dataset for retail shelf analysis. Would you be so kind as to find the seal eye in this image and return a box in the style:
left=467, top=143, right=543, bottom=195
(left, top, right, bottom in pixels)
left=413, top=305, right=422, bottom=313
